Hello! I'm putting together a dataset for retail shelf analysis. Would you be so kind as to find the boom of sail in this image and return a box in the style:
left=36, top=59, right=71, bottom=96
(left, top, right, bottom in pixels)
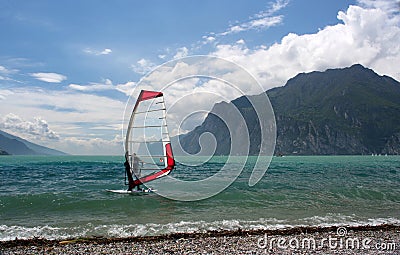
left=124, top=90, right=175, bottom=191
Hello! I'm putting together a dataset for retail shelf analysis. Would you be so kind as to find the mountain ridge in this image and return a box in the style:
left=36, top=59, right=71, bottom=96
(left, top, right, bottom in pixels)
left=0, top=130, right=67, bottom=155
left=179, top=64, right=400, bottom=155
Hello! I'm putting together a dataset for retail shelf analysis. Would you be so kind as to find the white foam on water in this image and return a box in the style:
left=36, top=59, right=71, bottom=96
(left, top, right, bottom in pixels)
left=0, top=225, right=84, bottom=241
left=1, top=215, right=400, bottom=241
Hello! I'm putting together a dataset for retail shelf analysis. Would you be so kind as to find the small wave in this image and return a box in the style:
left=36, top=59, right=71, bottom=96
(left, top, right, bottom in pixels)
left=0, top=225, right=82, bottom=241
left=2, top=216, right=399, bottom=241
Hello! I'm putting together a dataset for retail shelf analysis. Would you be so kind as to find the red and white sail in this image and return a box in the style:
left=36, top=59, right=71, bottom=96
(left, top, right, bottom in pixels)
left=124, top=90, right=175, bottom=191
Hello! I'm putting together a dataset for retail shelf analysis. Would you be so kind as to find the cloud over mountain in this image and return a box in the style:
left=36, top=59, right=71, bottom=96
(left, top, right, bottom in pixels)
left=213, top=3, right=400, bottom=89
left=0, top=113, right=59, bottom=140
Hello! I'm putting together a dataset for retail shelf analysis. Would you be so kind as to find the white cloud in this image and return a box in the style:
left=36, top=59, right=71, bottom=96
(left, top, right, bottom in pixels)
left=0, top=113, right=60, bottom=140
left=248, top=16, right=283, bottom=29
left=84, top=48, right=113, bottom=55
left=0, top=65, right=20, bottom=82
left=0, top=87, right=126, bottom=154
left=221, top=25, right=245, bottom=36
left=0, top=65, right=17, bottom=74
left=202, top=36, right=216, bottom=44
left=196, top=0, right=288, bottom=46
left=0, top=88, right=125, bottom=125
left=0, top=89, right=13, bottom=100
left=68, top=79, right=136, bottom=95
left=156, top=46, right=190, bottom=62
left=255, top=0, right=290, bottom=17
left=0, top=75, right=12, bottom=81
left=222, top=16, right=283, bottom=36
left=131, top=58, right=156, bottom=75
left=219, top=0, right=288, bottom=36
left=30, top=72, right=67, bottom=83
left=59, top=135, right=123, bottom=155
left=212, top=4, right=400, bottom=88
left=115, top=81, right=136, bottom=96
left=129, top=56, right=266, bottom=138
left=357, top=0, right=400, bottom=18
left=236, top=39, right=246, bottom=45
left=69, top=78, right=114, bottom=92
left=100, top=48, right=112, bottom=55
left=173, top=47, right=189, bottom=59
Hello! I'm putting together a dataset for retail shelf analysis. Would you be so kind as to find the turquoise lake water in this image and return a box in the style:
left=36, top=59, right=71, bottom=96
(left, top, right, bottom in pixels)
left=0, top=155, right=399, bottom=241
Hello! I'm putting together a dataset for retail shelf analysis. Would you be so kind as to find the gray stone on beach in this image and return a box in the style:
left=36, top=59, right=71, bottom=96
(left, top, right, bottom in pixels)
left=2, top=228, right=399, bottom=255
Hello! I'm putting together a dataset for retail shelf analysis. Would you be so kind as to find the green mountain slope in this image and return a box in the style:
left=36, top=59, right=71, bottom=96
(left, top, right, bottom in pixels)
left=179, top=64, right=400, bottom=155
left=269, top=64, right=400, bottom=155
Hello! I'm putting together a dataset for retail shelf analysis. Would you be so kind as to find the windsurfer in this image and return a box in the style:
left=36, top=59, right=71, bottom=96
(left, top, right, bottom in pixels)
left=132, top=153, right=143, bottom=190
left=120, top=90, right=175, bottom=193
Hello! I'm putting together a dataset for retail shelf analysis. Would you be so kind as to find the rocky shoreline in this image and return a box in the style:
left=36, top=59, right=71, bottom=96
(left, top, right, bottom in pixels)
left=1, top=224, right=399, bottom=254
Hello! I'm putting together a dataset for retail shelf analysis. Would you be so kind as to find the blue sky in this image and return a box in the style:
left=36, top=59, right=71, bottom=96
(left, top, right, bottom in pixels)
left=0, top=0, right=399, bottom=155
left=1, top=0, right=354, bottom=85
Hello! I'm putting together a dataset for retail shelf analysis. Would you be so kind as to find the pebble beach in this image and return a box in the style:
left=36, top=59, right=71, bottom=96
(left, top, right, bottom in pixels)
left=1, top=225, right=399, bottom=255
